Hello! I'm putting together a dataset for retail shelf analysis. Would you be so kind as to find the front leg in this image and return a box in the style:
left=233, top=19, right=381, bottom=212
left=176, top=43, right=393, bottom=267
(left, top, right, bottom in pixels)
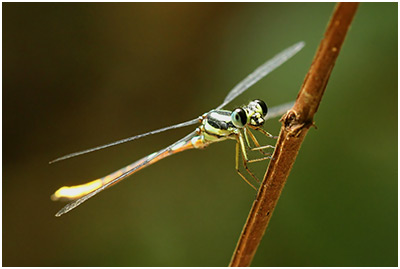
left=244, top=127, right=275, bottom=155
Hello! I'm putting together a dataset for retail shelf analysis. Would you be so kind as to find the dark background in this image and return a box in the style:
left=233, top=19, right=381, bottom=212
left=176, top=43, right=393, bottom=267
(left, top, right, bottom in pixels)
left=3, top=3, right=397, bottom=266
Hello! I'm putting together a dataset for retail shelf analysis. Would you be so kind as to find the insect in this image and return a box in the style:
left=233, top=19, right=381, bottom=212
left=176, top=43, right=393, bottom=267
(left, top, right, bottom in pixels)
left=51, top=41, right=304, bottom=217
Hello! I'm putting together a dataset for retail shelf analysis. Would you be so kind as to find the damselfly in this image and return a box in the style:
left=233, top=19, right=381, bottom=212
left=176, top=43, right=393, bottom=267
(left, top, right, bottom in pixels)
left=51, top=41, right=305, bottom=217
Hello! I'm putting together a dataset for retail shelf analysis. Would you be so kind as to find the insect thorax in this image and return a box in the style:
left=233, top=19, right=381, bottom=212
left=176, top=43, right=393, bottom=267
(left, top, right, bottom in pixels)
left=200, top=110, right=238, bottom=143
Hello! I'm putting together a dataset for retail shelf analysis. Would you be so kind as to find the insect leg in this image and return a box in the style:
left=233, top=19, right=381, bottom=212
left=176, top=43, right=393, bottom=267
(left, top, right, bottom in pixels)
left=235, top=139, right=258, bottom=190
left=255, top=127, right=278, bottom=139
left=245, top=127, right=274, bottom=156
left=237, top=133, right=266, bottom=184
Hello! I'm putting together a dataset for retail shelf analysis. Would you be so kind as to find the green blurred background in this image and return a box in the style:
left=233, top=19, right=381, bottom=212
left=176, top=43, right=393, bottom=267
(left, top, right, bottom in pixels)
left=3, top=3, right=397, bottom=266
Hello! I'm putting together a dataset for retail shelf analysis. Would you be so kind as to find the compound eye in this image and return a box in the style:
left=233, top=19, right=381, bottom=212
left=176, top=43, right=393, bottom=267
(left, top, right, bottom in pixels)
left=254, top=99, right=268, bottom=117
left=231, top=108, right=247, bottom=128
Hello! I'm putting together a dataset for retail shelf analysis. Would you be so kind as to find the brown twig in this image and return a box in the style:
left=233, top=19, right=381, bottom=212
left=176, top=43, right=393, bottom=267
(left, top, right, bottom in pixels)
left=229, top=3, right=359, bottom=267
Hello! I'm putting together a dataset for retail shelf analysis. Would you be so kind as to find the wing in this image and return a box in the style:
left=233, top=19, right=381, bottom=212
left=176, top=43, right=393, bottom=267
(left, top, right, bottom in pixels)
left=216, top=41, right=304, bottom=110
left=50, top=43, right=303, bottom=164
left=265, top=101, right=295, bottom=121
left=49, top=118, right=200, bottom=164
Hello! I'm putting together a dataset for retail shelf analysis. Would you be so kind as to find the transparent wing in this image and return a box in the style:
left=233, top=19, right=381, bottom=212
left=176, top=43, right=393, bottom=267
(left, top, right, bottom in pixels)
left=49, top=118, right=200, bottom=164
left=265, top=101, right=295, bottom=121
left=216, top=41, right=305, bottom=110
left=50, top=42, right=303, bottom=164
